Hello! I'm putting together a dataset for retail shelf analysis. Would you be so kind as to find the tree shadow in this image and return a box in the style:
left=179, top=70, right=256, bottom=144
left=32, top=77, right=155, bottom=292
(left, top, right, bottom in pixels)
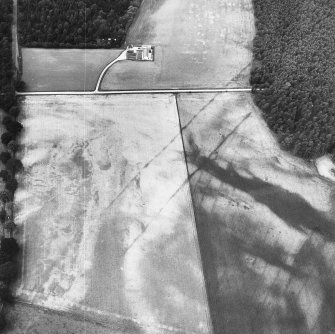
left=187, top=145, right=335, bottom=333
left=193, top=154, right=335, bottom=241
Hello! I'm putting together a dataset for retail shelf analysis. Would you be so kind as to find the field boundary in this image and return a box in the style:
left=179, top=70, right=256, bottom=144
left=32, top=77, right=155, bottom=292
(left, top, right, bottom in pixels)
left=17, top=88, right=252, bottom=96
left=16, top=277, right=206, bottom=334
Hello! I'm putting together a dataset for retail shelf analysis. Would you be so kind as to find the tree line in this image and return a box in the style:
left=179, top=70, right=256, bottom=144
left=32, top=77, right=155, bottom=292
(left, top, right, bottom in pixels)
left=18, top=0, right=142, bottom=48
left=251, top=0, right=335, bottom=159
left=0, top=1, right=14, bottom=104
left=0, top=0, right=23, bottom=331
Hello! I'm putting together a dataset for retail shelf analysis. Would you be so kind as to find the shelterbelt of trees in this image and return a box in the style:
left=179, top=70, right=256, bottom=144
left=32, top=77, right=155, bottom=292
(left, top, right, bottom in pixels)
left=251, top=0, right=335, bottom=159
left=0, top=1, right=23, bottom=331
left=0, top=1, right=14, bottom=103
left=18, top=0, right=142, bottom=48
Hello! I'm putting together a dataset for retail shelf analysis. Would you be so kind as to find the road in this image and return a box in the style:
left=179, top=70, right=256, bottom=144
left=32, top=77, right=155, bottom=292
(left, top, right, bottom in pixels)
left=17, top=88, right=252, bottom=96
left=94, top=50, right=127, bottom=91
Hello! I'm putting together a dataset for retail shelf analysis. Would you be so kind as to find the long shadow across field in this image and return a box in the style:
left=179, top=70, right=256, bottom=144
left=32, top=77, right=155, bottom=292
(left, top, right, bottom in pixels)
left=195, top=154, right=335, bottom=240
left=187, top=148, right=335, bottom=333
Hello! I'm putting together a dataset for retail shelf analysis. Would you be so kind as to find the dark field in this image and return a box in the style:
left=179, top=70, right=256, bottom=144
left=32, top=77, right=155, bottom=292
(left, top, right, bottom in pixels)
left=178, top=92, right=335, bottom=334
left=21, top=48, right=122, bottom=91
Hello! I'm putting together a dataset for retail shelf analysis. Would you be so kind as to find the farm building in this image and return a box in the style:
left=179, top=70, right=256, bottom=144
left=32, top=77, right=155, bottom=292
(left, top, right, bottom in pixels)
left=126, top=45, right=154, bottom=61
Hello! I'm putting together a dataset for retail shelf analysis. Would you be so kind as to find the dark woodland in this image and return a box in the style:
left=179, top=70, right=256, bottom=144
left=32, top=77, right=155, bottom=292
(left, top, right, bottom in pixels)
left=251, top=0, right=335, bottom=159
left=0, top=1, right=14, bottom=107
left=0, top=1, right=22, bottom=331
left=18, top=0, right=142, bottom=48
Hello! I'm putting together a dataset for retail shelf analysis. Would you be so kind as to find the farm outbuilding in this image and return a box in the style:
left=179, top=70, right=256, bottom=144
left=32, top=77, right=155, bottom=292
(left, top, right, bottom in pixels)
left=126, top=45, right=154, bottom=61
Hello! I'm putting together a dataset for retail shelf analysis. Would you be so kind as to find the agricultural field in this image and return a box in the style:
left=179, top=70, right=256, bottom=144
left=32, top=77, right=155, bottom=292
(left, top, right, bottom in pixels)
left=14, top=91, right=335, bottom=334
left=4, top=303, right=117, bottom=334
left=101, top=0, right=254, bottom=90
left=21, top=48, right=122, bottom=92
left=178, top=92, right=335, bottom=333
left=20, top=0, right=254, bottom=92
left=14, top=94, right=212, bottom=334
left=13, top=0, right=335, bottom=333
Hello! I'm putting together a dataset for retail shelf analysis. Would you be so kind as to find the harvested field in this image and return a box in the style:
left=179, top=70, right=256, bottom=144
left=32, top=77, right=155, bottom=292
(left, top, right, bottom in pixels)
left=21, top=48, right=123, bottom=92
left=101, top=0, right=254, bottom=90
left=20, top=0, right=254, bottom=92
left=4, top=303, right=119, bottom=334
left=178, top=92, right=335, bottom=334
left=15, top=94, right=212, bottom=334
left=15, top=0, right=335, bottom=333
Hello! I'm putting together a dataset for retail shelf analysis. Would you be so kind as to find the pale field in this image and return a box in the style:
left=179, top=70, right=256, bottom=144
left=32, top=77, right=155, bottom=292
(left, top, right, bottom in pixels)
left=20, top=0, right=254, bottom=92
left=14, top=94, right=212, bottom=334
left=315, top=155, right=335, bottom=182
left=178, top=92, right=335, bottom=334
left=14, top=0, right=335, bottom=333
left=101, top=0, right=254, bottom=90
left=12, top=92, right=335, bottom=334
left=4, top=303, right=121, bottom=334
left=21, top=48, right=123, bottom=92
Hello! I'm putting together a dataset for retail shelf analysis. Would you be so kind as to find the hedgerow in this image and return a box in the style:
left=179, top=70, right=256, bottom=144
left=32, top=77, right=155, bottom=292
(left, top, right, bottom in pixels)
left=251, top=0, right=335, bottom=159
left=18, top=0, right=142, bottom=48
left=0, top=1, right=14, bottom=109
left=0, top=0, right=22, bottom=331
